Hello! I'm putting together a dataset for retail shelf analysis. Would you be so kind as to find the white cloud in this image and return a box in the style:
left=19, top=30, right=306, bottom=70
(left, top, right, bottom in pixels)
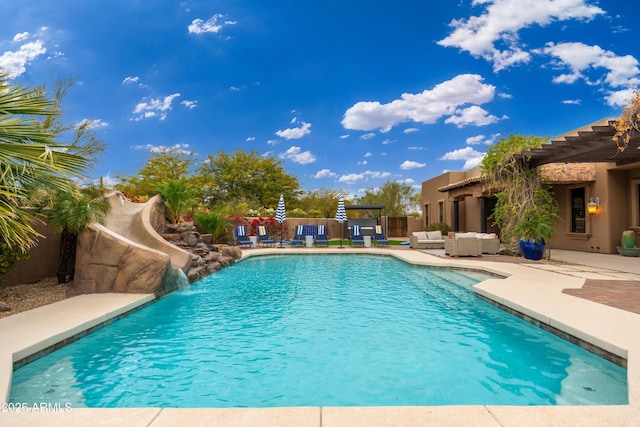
left=360, top=132, right=376, bottom=140
left=246, top=136, right=256, bottom=142
left=130, top=143, right=192, bottom=155
left=339, top=134, right=350, bottom=139
left=444, top=105, right=505, bottom=128
left=605, top=89, right=637, bottom=108
left=381, top=139, right=396, bottom=145
left=338, top=170, right=391, bottom=185
left=188, top=14, right=237, bottom=35
left=314, top=168, right=338, bottom=179
left=466, top=133, right=501, bottom=146
left=342, top=74, right=496, bottom=132
left=364, top=152, right=373, bottom=157
left=132, top=93, right=181, bottom=121
left=438, top=0, right=604, bottom=71
left=358, top=160, right=368, bottom=165
left=440, top=147, right=485, bottom=169
left=275, top=120, right=311, bottom=140
left=403, top=127, right=419, bottom=134
left=400, top=160, right=426, bottom=170
left=181, top=100, right=198, bottom=109
left=537, top=42, right=640, bottom=106
left=562, top=99, right=581, bottom=105
left=466, top=135, right=485, bottom=145
left=12, top=32, right=29, bottom=42
left=0, top=40, right=47, bottom=79
left=76, top=119, right=108, bottom=129
left=408, top=146, right=426, bottom=150
left=338, top=173, right=367, bottom=185
left=279, top=146, right=316, bottom=164
left=122, top=76, right=140, bottom=84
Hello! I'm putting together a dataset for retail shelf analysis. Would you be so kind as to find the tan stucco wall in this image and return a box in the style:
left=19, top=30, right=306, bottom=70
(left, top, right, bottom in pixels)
left=421, top=171, right=467, bottom=229
left=550, top=163, right=640, bottom=254
left=3, top=225, right=61, bottom=287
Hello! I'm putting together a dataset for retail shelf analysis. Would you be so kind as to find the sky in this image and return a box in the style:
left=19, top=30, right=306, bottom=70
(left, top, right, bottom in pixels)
left=1, top=0, right=639, bottom=197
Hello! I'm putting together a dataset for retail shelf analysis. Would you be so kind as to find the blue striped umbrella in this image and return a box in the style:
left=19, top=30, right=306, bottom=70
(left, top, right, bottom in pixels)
left=276, top=194, right=286, bottom=247
left=335, top=195, right=347, bottom=248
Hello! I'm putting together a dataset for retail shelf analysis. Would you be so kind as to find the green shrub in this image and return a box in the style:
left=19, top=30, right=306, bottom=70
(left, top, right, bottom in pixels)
left=426, top=222, right=450, bottom=235
left=194, top=211, right=228, bottom=243
left=0, top=241, right=29, bottom=282
left=290, top=208, right=307, bottom=217
left=307, top=209, right=323, bottom=218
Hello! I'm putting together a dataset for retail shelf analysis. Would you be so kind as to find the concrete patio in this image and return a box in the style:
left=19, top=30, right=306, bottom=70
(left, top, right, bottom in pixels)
left=1, top=247, right=640, bottom=426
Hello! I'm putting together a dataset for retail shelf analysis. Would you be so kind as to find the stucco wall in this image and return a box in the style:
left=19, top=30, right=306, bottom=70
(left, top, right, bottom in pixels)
left=3, top=225, right=61, bottom=287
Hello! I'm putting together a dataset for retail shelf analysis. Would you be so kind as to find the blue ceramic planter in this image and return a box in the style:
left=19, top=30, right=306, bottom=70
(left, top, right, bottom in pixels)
left=519, top=238, right=545, bottom=260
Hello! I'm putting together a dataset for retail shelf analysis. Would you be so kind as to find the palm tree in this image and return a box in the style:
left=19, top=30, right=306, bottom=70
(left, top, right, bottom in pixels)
left=0, top=73, right=90, bottom=252
left=41, top=186, right=110, bottom=284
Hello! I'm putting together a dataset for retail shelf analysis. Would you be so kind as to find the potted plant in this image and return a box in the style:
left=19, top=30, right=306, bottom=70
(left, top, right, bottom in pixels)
left=514, top=208, right=555, bottom=260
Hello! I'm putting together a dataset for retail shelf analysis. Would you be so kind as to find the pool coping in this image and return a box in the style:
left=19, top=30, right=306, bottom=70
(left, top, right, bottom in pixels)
left=1, top=247, right=640, bottom=426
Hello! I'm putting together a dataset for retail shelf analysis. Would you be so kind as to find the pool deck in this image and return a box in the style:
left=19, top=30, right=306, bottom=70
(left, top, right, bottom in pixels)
left=2, top=246, right=640, bottom=426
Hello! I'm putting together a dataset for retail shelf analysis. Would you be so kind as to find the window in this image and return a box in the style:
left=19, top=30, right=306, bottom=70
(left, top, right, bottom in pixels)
left=438, top=201, right=444, bottom=223
left=424, top=204, right=429, bottom=226
left=571, top=188, right=585, bottom=233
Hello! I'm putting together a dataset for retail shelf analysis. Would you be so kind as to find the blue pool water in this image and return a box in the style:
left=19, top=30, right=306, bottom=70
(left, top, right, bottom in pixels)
left=10, top=255, right=627, bottom=407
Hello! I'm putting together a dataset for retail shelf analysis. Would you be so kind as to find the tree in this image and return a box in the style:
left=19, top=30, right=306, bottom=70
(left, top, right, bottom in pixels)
left=614, top=90, right=640, bottom=150
left=195, top=150, right=300, bottom=210
left=297, top=188, right=347, bottom=218
left=357, top=180, right=418, bottom=216
left=0, top=73, right=90, bottom=251
left=40, top=185, right=110, bottom=284
left=40, top=76, right=106, bottom=163
left=480, top=134, right=558, bottom=254
left=116, top=148, right=196, bottom=197
left=160, top=178, right=197, bottom=224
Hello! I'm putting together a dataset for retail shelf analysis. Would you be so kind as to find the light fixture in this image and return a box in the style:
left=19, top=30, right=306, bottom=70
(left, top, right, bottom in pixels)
left=587, top=196, right=599, bottom=214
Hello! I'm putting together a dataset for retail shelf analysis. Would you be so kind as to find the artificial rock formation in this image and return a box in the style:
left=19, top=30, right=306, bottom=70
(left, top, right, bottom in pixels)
left=70, top=223, right=182, bottom=297
left=161, top=227, right=242, bottom=283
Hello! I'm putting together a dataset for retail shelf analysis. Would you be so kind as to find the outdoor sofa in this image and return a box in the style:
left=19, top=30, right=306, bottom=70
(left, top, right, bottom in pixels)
left=409, top=230, right=446, bottom=249
left=452, top=232, right=501, bottom=254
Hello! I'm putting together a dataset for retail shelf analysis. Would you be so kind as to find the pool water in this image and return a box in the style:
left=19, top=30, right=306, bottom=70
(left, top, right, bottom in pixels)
left=10, top=255, right=627, bottom=407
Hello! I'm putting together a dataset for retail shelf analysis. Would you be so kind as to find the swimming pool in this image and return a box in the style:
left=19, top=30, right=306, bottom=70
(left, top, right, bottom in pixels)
left=10, top=254, right=627, bottom=407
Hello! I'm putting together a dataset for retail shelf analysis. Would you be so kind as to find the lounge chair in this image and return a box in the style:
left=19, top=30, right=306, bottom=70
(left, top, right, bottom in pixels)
left=315, top=225, right=329, bottom=247
left=234, top=225, right=253, bottom=247
left=256, top=225, right=275, bottom=247
left=291, top=225, right=305, bottom=246
left=349, top=225, right=365, bottom=247
left=373, top=225, right=389, bottom=247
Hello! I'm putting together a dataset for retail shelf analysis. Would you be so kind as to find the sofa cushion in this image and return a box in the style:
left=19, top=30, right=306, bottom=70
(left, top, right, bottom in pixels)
left=456, top=232, right=477, bottom=238
left=477, top=233, right=498, bottom=239
left=413, top=231, right=428, bottom=240
left=426, top=230, right=443, bottom=240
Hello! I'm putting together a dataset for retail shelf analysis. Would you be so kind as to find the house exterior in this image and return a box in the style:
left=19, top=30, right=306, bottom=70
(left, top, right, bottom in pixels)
left=420, top=118, right=640, bottom=254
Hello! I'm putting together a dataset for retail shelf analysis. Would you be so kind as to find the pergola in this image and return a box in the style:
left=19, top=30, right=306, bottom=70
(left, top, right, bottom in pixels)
left=344, top=204, right=387, bottom=233
left=514, top=118, right=640, bottom=167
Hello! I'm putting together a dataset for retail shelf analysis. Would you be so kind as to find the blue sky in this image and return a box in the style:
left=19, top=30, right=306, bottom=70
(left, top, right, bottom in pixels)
left=1, top=0, right=638, bottom=196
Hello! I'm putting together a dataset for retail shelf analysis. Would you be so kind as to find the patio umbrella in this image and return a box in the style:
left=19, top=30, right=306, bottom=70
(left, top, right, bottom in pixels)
left=335, top=195, right=347, bottom=248
left=276, top=194, right=286, bottom=248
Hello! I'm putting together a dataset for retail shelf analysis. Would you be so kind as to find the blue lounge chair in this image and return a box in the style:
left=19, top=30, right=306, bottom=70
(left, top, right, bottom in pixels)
left=315, top=225, right=329, bottom=247
left=256, top=225, right=275, bottom=247
left=349, top=225, right=364, bottom=247
left=234, top=225, right=253, bottom=247
left=291, top=225, right=305, bottom=246
left=373, top=225, right=390, bottom=247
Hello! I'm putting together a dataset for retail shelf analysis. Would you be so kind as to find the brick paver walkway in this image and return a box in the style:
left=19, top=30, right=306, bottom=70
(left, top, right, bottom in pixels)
left=563, top=280, right=640, bottom=315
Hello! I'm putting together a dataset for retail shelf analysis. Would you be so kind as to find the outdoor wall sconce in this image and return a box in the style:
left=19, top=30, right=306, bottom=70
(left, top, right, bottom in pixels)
left=587, top=196, right=600, bottom=214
